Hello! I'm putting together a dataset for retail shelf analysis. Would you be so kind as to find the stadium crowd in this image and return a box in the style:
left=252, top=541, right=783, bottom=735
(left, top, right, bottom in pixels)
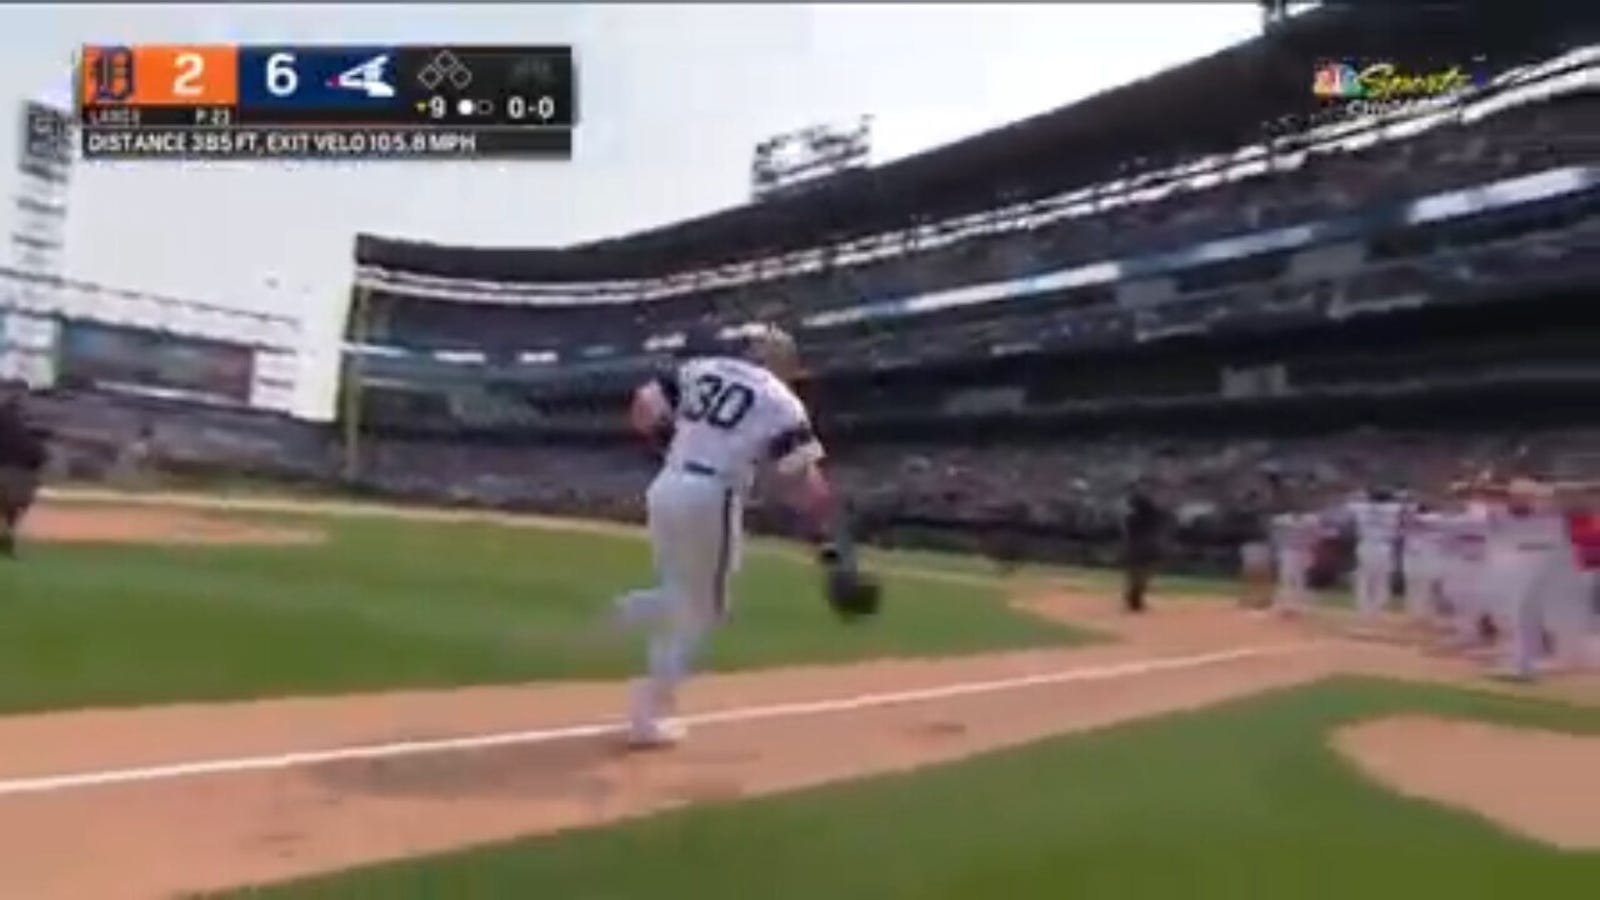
left=733, top=91, right=1597, bottom=327
left=358, top=88, right=1598, bottom=362
left=21, top=378, right=1600, bottom=574
left=20, top=102, right=1600, bottom=574
left=347, top=428, right=1600, bottom=571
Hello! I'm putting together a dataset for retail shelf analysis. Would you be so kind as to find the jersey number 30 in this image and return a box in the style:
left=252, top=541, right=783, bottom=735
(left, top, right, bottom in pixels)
left=682, top=374, right=754, bottom=430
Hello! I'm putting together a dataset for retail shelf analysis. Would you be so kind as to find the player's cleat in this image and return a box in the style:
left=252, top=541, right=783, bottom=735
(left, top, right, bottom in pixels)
left=626, top=717, right=687, bottom=750
left=626, top=679, right=684, bottom=749
left=1486, top=665, right=1536, bottom=683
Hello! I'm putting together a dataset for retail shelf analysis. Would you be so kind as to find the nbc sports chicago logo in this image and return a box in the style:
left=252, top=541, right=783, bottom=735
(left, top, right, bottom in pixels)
left=1312, top=59, right=1485, bottom=106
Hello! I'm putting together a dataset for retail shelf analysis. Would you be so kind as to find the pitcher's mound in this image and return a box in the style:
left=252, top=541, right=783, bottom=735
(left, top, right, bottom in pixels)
left=1334, top=715, right=1600, bottom=849
left=22, top=504, right=323, bottom=547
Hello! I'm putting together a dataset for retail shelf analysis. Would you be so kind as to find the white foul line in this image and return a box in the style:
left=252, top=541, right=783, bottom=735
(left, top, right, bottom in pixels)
left=0, top=643, right=1311, bottom=799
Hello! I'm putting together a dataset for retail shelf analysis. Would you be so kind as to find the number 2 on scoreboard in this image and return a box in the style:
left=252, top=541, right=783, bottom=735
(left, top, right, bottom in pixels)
left=173, top=51, right=204, bottom=97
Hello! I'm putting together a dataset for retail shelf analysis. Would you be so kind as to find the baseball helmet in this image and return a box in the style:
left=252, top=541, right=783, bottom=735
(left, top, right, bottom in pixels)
left=744, top=323, right=802, bottom=379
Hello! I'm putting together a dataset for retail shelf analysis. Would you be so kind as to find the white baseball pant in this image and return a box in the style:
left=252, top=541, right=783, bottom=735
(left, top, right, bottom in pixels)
left=1273, top=547, right=1311, bottom=612
left=1353, top=543, right=1393, bottom=618
left=1401, top=548, right=1441, bottom=622
left=1491, top=549, right=1558, bottom=678
left=1444, top=558, right=1488, bottom=644
left=1539, top=557, right=1598, bottom=670
left=614, top=468, right=743, bottom=730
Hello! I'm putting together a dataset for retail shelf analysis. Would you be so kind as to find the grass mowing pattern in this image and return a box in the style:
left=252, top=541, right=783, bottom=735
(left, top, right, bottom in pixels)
left=231, top=678, right=1600, bottom=900
left=855, top=546, right=1240, bottom=598
left=0, top=510, right=1087, bottom=713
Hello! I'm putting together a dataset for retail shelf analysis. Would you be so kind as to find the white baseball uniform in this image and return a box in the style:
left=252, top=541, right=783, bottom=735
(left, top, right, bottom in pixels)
left=1543, top=511, right=1600, bottom=670
left=1345, top=499, right=1404, bottom=617
left=1484, top=500, right=1567, bottom=678
left=1439, top=502, right=1492, bottom=643
left=616, top=355, right=824, bottom=736
left=1271, top=513, right=1322, bottom=613
left=1563, top=512, right=1600, bottom=669
left=1399, top=507, right=1447, bottom=622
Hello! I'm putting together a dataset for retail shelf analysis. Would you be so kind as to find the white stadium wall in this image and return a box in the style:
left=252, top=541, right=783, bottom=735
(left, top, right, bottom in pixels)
left=0, top=95, right=302, bottom=413
left=1, top=97, right=71, bottom=387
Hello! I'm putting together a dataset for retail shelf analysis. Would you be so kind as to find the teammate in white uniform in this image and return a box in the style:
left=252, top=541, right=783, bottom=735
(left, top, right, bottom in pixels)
left=1563, top=509, right=1600, bottom=670
left=1399, top=503, right=1447, bottom=625
left=1482, top=481, right=1570, bottom=679
left=1482, top=479, right=1600, bottom=678
left=1344, top=491, right=1405, bottom=619
left=619, top=326, right=834, bottom=747
left=1438, top=495, right=1494, bottom=648
left=1270, top=512, right=1322, bottom=614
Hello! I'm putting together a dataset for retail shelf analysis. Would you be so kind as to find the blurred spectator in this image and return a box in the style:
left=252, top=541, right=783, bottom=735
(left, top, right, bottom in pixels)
left=0, top=395, right=46, bottom=558
left=1122, top=484, right=1168, bottom=613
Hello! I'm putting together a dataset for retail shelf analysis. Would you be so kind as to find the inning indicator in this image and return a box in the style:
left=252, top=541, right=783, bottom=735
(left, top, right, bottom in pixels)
left=77, top=44, right=575, bottom=160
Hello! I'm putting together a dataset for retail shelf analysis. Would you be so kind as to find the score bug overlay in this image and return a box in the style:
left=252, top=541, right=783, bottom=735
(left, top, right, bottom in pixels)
left=77, top=43, right=575, bottom=160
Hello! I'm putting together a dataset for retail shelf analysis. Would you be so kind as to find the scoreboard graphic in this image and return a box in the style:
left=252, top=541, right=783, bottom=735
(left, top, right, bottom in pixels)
left=77, top=44, right=575, bottom=161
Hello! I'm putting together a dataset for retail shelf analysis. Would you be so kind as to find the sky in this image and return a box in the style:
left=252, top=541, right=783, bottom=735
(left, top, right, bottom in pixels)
left=0, top=2, right=1262, bottom=417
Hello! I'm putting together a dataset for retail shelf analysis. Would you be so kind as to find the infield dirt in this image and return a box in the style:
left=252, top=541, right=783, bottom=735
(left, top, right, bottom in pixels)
left=22, top=503, right=322, bottom=548
left=1335, top=715, right=1600, bottom=850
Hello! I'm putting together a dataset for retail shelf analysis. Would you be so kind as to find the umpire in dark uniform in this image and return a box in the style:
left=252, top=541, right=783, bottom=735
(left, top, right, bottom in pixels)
left=1121, top=482, right=1168, bottom=613
left=0, top=392, right=47, bottom=558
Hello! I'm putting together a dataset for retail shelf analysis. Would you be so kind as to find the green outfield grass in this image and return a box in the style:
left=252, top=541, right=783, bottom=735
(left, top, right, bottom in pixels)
left=226, top=678, right=1600, bottom=900
left=854, top=544, right=1239, bottom=596
left=0, top=504, right=1089, bottom=713
left=61, top=480, right=1246, bottom=595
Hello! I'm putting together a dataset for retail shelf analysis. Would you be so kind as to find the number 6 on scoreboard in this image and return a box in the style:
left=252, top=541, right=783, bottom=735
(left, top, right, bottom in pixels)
left=266, top=52, right=298, bottom=97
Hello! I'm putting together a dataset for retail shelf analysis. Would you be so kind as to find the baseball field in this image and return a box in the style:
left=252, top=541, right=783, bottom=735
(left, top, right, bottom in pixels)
left=0, top=491, right=1596, bottom=899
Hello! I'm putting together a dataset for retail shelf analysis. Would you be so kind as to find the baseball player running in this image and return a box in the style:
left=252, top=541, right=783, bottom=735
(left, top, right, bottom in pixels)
left=617, top=325, right=839, bottom=747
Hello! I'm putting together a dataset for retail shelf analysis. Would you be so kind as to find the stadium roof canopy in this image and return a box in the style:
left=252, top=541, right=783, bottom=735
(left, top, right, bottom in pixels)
left=357, top=0, right=1595, bottom=283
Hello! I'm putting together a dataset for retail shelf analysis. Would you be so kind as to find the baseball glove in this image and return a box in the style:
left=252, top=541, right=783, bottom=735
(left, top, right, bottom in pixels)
left=818, top=534, right=882, bottom=620
left=826, top=564, right=882, bottom=619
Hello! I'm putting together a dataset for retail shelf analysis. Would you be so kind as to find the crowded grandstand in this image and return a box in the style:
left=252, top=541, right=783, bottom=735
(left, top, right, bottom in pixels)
left=320, top=3, right=1599, bottom=571
left=10, top=1, right=1600, bottom=574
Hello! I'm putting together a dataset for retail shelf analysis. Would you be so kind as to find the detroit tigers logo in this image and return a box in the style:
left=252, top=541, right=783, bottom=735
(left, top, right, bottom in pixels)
left=88, top=46, right=136, bottom=102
